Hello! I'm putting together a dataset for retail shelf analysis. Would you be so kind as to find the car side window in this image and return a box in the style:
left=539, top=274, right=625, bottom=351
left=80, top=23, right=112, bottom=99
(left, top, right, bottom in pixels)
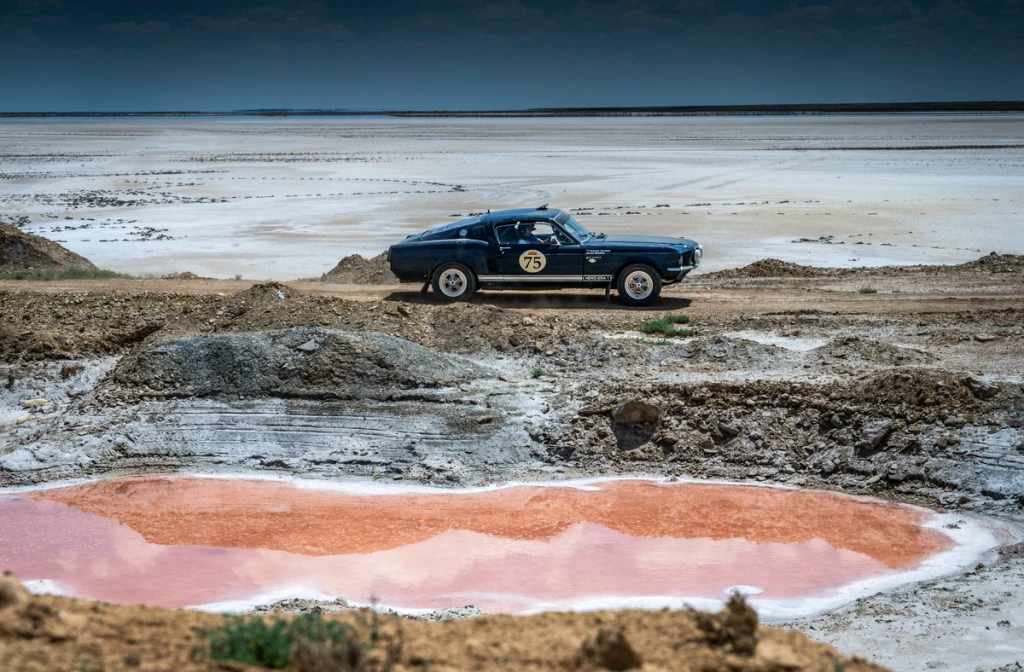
left=495, top=221, right=569, bottom=245
left=495, top=224, right=517, bottom=244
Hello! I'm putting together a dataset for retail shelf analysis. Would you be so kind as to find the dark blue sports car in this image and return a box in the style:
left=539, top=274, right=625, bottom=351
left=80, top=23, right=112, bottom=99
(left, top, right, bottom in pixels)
left=386, top=205, right=702, bottom=306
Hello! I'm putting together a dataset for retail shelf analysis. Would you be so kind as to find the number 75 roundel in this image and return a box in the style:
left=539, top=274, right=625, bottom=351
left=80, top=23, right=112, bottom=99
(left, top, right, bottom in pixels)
left=519, top=249, right=547, bottom=273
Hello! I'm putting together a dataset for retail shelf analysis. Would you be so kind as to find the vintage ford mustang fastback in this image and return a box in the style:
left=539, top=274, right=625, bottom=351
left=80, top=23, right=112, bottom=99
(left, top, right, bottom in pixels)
left=386, top=206, right=702, bottom=306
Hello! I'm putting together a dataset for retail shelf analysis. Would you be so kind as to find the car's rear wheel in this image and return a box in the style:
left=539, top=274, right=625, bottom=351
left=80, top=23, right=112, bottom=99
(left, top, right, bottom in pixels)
left=431, top=262, right=477, bottom=303
left=617, top=263, right=662, bottom=307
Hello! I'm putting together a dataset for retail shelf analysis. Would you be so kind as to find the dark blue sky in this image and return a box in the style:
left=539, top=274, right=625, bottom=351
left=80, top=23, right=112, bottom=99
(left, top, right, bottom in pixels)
left=2, top=0, right=1022, bottom=111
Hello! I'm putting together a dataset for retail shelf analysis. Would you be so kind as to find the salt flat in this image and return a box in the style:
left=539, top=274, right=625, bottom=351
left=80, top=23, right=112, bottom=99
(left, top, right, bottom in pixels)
left=1, top=115, right=1022, bottom=279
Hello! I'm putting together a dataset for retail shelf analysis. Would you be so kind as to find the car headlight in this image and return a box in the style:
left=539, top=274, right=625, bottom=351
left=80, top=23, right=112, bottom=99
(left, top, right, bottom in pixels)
left=692, top=246, right=703, bottom=265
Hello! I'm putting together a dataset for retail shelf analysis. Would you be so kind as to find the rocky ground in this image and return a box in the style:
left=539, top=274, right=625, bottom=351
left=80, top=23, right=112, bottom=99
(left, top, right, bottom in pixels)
left=1, top=254, right=1023, bottom=670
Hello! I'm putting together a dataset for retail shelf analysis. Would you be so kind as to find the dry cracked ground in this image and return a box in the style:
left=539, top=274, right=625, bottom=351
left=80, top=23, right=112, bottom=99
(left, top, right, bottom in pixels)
left=2, top=253, right=1024, bottom=671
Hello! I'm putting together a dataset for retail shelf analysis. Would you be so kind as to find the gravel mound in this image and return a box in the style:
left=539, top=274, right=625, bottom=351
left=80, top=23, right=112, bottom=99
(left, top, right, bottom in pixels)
left=701, top=259, right=835, bottom=280
left=662, top=336, right=795, bottom=368
left=809, top=337, right=936, bottom=366
left=111, top=327, right=489, bottom=400
left=0, top=220, right=97, bottom=273
left=321, top=252, right=396, bottom=284
left=701, top=253, right=1024, bottom=283
left=960, top=252, right=1024, bottom=272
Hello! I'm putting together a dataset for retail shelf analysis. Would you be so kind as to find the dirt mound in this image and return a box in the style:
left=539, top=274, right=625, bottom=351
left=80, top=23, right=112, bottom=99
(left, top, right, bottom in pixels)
left=663, top=336, right=795, bottom=368
left=0, top=576, right=887, bottom=672
left=701, top=258, right=836, bottom=280
left=160, top=271, right=213, bottom=280
left=111, top=327, right=489, bottom=400
left=959, top=252, right=1024, bottom=272
left=0, top=220, right=97, bottom=273
left=231, top=280, right=304, bottom=303
left=810, top=337, right=936, bottom=366
left=321, top=252, right=397, bottom=284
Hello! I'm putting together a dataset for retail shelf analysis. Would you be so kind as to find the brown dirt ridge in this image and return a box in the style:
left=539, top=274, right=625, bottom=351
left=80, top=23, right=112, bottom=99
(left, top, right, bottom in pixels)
left=0, top=219, right=97, bottom=274
left=0, top=574, right=886, bottom=672
left=320, top=252, right=396, bottom=285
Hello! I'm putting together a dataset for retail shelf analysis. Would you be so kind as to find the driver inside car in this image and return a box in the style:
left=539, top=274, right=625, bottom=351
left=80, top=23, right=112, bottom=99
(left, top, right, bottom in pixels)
left=515, top=223, right=541, bottom=244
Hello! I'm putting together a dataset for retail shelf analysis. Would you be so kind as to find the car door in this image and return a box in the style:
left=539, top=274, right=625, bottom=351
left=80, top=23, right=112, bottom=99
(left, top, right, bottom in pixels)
left=494, top=221, right=583, bottom=282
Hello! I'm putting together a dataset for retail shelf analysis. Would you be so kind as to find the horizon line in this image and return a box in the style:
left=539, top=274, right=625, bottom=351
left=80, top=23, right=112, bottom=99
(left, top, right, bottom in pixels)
left=3, top=101, right=1024, bottom=118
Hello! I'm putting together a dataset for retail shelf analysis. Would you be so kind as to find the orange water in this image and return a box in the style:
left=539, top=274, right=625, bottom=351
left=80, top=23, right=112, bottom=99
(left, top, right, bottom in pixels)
left=0, top=477, right=952, bottom=612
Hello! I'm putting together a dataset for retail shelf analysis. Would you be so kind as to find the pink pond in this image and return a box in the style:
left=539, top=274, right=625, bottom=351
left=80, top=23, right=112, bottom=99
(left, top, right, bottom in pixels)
left=0, top=477, right=952, bottom=613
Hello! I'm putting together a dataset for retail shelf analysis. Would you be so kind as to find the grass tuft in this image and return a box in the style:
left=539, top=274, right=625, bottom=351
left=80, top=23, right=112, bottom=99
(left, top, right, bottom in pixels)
left=195, top=613, right=365, bottom=670
left=530, top=367, right=545, bottom=378
left=857, top=286, right=878, bottom=294
left=638, top=314, right=695, bottom=338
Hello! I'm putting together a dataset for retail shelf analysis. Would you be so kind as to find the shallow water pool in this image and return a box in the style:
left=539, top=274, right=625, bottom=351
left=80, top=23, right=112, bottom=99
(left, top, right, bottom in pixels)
left=0, top=476, right=995, bottom=617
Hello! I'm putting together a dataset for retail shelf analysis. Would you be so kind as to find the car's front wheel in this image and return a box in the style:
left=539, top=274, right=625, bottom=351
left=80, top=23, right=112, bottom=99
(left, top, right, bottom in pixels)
left=431, top=262, right=477, bottom=303
left=617, top=263, right=662, bottom=307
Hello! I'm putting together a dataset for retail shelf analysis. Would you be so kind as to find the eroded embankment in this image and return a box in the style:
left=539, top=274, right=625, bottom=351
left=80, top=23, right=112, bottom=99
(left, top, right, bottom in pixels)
left=2, top=320, right=1023, bottom=516
left=552, top=368, right=1024, bottom=514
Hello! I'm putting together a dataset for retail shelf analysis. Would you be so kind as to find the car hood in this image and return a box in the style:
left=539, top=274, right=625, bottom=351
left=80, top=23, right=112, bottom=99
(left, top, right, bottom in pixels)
left=592, top=234, right=698, bottom=250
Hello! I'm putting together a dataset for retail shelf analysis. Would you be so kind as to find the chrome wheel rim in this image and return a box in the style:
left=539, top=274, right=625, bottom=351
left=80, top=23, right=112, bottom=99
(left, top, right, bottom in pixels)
left=624, top=270, right=653, bottom=300
left=439, top=268, right=467, bottom=297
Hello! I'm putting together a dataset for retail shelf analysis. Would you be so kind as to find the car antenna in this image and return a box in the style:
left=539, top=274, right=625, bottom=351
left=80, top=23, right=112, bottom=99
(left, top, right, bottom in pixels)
left=537, top=203, right=549, bottom=210
left=487, top=209, right=490, bottom=213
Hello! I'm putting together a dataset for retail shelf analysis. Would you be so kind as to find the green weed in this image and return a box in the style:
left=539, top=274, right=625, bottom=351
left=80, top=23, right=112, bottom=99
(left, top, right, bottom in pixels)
left=638, top=314, right=695, bottom=337
left=858, top=286, right=878, bottom=294
left=197, top=613, right=354, bottom=669
left=530, top=367, right=545, bottom=378
left=194, top=611, right=402, bottom=672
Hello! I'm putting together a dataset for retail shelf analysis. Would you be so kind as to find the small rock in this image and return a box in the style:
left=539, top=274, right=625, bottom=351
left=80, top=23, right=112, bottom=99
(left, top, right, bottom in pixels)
left=476, top=415, right=495, bottom=424
left=295, top=340, right=318, bottom=353
left=16, top=413, right=31, bottom=425
left=397, top=305, right=411, bottom=317
left=974, top=333, right=996, bottom=342
left=22, top=398, right=48, bottom=408
left=859, top=420, right=893, bottom=450
left=961, top=373, right=999, bottom=399
left=611, top=400, right=661, bottom=424
left=718, top=422, right=741, bottom=437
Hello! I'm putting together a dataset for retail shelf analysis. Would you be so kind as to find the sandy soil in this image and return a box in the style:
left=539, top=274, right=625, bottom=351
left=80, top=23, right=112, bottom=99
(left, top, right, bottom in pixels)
left=0, top=574, right=887, bottom=672
left=2, top=116, right=1023, bottom=278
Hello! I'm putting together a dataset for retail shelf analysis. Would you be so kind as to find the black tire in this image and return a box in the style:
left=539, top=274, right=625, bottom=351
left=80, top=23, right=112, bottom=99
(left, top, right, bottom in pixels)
left=431, top=262, right=477, bottom=303
left=616, top=263, right=662, bottom=307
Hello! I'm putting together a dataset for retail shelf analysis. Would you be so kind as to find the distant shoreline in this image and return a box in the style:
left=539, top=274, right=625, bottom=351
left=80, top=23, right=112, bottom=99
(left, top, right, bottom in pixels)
left=3, top=101, right=1024, bottom=118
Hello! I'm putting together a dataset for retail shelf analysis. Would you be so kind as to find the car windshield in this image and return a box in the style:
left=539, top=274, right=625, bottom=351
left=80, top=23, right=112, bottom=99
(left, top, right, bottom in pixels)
left=558, top=215, right=593, bottom=242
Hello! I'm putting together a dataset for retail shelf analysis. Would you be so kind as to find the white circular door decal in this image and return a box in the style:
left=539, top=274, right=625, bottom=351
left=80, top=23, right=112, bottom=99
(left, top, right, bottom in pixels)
left=519, top=249, right=547, bottom=273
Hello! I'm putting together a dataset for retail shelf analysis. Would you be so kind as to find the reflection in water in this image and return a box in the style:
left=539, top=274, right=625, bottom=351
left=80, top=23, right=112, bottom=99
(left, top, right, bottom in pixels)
left=0, top=478, right=952, bottom=612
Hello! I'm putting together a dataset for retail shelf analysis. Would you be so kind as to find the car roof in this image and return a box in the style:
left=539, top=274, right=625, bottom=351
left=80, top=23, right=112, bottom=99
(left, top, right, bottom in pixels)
left=481, top=207, right=566, bottom=224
